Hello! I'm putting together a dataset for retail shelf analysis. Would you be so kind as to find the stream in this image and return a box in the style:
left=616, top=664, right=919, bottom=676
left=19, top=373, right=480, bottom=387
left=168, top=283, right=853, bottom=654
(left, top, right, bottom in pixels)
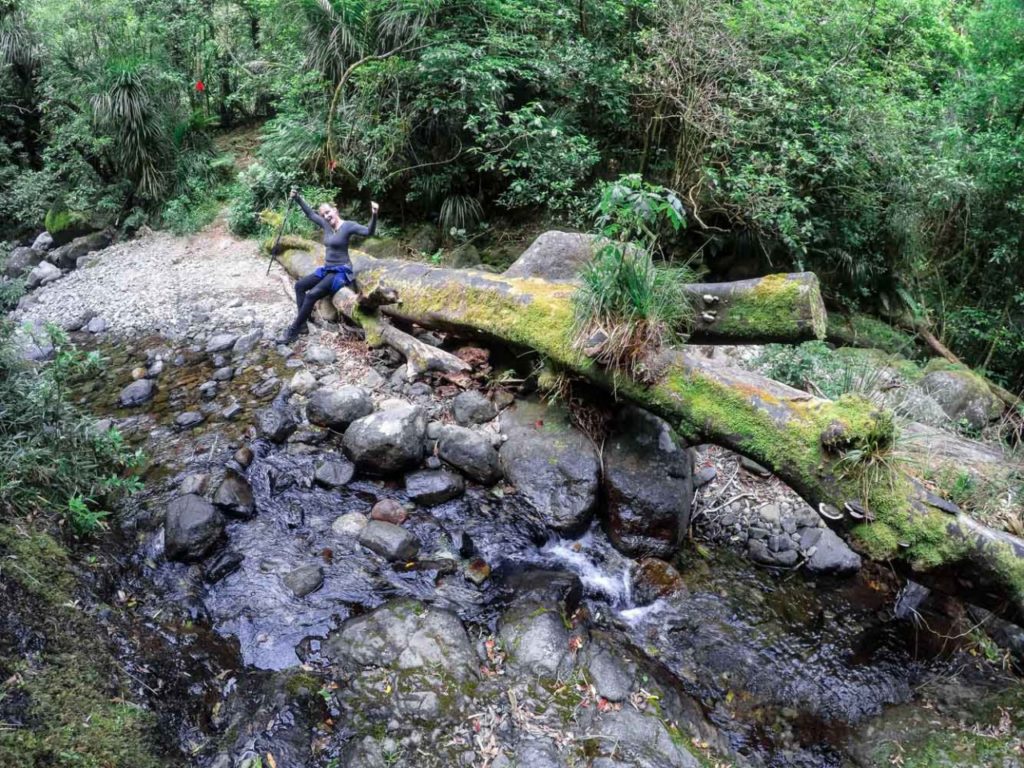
left=63, top=331, right=1024, bottom=768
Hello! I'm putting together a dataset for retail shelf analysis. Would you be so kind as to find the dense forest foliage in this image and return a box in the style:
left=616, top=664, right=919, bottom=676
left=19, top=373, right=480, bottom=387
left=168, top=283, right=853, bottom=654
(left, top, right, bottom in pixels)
left=3, top=0, right=1024, bottom=386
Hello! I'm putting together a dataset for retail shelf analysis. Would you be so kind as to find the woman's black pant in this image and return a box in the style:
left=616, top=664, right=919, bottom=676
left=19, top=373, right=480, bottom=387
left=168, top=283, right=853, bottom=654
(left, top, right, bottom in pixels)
left=289, top=272, right=338, bottom=333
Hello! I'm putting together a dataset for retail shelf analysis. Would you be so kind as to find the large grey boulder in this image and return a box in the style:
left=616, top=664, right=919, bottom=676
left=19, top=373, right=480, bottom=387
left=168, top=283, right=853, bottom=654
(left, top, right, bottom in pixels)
left=358, top=519, right=420, bottom=561
left=437, top=425, right=501, bottom=484
left=256, top=405, right=298, bottom=443
left=307, top=385, right=373, bottom=430
left=404, top=469, right=465, bottom=506
left=323, top=598, right=477, bottom=680
left=912, top=368, right=1003, bottom=430
left=31, top=232, right=53, bottom=252
left=602, top=406, right=694, bottom=559
left=498, top=602, right=575, bottom=680
left=503, top=231, right=596, bottom=281
left=343, top=402, right=426, bottom=474
left=47, top=229, right=113, bottom=270
left=498, top=400, right=601, bottom=533
left=452, top=390, right=497, bottom=425
left=119, top=378, right=156, bottom=407
left=26, top=261, right=62, bottom=289
left=164, top=494, right=225, bottom=562
left=4, top=246, right=43, bottom=278
left=803, top=528, right=862, bottom=575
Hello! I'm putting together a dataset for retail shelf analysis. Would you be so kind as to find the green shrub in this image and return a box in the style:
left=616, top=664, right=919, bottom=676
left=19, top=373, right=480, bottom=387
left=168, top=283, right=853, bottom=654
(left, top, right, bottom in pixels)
left=0, top=322, right=143, bottom=529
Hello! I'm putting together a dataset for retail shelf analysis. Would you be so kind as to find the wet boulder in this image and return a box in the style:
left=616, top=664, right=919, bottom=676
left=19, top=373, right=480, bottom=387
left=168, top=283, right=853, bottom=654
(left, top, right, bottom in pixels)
left=498, top=602, right=575, bottom=680
left=257, top=405, right=299, bottom=443
left=343, top=402, right=426, bottom=474
left=452, top=390, right=497, bottom=425
left=501, top=569, right=583, bottom=616
left=803, top=528, right=862, bottom=575
left=369, top=499, right=408, bottom=524
left=307, top=385, right=373, bottom=431
left=203, top=549, right=243, bottom=584
left=581, top=639, right=637, bottom=703
left=498, top=400, right=600, bottom=532
left=358, top=519, right=420, bottom=561
left=164, top=494, right=225, bottom=562
left=602, top=406, right=694, bottom=559
left=119, top=378, right=156, bottom=407
left=436, top=425, right=501, bottom=484
left=212, top=473, right=256, bottom=519
left=46, top=229, right=113, bottom=270
left=631, top=558, right=688, bottom=605
left=323, top=598, right=477, bottom=681
left=313, top=455, right=355, bottom=488
left=586, top=706, right=700, bottom=768
left=283, top=564, right=324, bottom=597
left=404, top=469, right=465, bottom=506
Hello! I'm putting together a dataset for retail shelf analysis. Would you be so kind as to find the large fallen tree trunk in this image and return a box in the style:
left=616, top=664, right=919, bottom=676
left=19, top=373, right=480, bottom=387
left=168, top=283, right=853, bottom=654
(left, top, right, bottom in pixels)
left=269, top=240, right=1024, bottom=625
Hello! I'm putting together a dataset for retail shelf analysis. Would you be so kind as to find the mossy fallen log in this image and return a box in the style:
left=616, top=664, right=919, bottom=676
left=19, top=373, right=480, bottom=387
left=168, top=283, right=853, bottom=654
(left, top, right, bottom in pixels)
left=269, top=241, right=1024, bottom=625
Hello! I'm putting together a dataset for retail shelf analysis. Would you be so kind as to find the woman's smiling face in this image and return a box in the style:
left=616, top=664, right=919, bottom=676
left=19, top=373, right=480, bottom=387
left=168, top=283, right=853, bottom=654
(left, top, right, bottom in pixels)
left=318, top=204, right=341, bottom=229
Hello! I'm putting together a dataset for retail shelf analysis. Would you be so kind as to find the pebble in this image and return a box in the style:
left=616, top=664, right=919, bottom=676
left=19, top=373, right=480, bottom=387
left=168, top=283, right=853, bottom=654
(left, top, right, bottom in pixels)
left=199, top=381, right=218, bottom=399
left=370, top=499, right=408, bottom=525
left=221, top=403, right=242, bottom=420
left=175, top=411, right=204, bottom=428
left=212, top=366, right=234, bottom=381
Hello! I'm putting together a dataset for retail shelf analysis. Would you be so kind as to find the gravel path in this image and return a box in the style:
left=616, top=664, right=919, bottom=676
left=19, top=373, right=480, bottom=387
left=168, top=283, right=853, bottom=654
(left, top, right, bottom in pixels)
left=16, top=219, right=298, bottom=340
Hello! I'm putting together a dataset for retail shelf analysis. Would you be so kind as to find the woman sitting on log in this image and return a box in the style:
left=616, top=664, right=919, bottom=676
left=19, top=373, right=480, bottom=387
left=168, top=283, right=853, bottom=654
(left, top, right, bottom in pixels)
left=278, top=187, right=379, bottom=344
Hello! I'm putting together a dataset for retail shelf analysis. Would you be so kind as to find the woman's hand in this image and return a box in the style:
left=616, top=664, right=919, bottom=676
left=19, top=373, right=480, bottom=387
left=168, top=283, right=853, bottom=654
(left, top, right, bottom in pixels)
left=371, top=201, right=380, bottom=214
left=290, top=187, right=299, bottom=200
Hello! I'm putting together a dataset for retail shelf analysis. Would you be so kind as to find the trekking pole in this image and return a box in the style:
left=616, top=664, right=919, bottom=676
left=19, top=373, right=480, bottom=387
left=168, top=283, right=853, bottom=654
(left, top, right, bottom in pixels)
left=266, top=191, right=295, bottom=275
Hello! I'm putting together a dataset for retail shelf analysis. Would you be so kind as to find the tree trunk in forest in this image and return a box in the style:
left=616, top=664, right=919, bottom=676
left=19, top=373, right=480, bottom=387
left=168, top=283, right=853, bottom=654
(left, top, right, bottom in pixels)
left=269, top=240, right=1024, bottom=627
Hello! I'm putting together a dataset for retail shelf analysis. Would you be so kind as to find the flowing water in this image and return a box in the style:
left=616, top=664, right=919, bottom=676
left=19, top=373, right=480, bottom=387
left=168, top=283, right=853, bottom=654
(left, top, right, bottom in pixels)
left=68, top=336, right=1023, bottom=767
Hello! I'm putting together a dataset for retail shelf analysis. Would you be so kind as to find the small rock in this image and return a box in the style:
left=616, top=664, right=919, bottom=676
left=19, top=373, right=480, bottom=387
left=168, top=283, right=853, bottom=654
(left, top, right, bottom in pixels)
left=314, top=456, right=355, bottom=489
left=26, top=261, right=62, bottom=289
left=251, top=377, right=280, bottom=398
left=332, top=512, right=368, bottom=537
left=283, top=564, right=324, bottom=597
left=31, top=232, right=54, bottom=252
left=206, top=333, right=238, bottom=353
left=147, top=360, right=164, bottom=377
left=232, top=329, right=262, bottom=355
left=205, top=550, right=244, bottom=584
left=370, top=499, right=408, bottom=525
left=437, top=425, right=501, bottom=484
left=212, top=366, right=234, bottom=382
left=164, top=494, right=225, bottom=562
left=693, top=465, right=717, bottom=488
left=175, top=411, right=204, bottom=429
left=119, top=379, right=156, bottom=407
left=221, top=403, right=242, bottom=420
left=359, top=520, right=420, bottom=561
left=453, top=391, right=498, bottom=425
left=179, top=473, right=209, bottom=495
left=464, top=557, right=491, bottom=585
left=408, top=382, right=432, bottom=397
left=304, top=345, right=337, bottom=365
left=289, top=369, right=317, bottom=395
left=130, top=366, right=147, bottom=380
left=85, top=316, right=107, bottom=334
left=233, top=446, right=254, bottom=468
left=450, top=530, right=475, bottom=559
left=199, top=381, right=218, bottom=399
left=256, top=406, right=298, bottom=443
left=631, top=558, right=687, bottom=605
left=405, top=469, right=465, bottom=506
left=212, top=473, right=255, bottom=519
left=359, top=369, right=385, bottom=390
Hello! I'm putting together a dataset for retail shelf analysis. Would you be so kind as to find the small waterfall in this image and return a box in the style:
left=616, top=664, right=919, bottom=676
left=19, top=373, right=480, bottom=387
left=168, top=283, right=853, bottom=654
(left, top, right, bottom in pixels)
left=538, top=530, right=635, bottom=610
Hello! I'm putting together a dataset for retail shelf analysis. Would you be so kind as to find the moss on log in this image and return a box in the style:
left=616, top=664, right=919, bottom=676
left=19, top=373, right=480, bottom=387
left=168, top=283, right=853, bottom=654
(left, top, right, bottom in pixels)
left=269, top=242, right=1024, bottom=624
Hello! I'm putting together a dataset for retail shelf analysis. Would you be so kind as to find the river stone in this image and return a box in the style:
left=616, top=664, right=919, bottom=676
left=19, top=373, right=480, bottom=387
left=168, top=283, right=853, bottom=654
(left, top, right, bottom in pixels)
left=602, top=406, right=694, bottom=559
left=370, top=499, right=408, bottom=524
left=503, top=231, right=596, bottom=281
left=286, top=370, right=315, bottom=396
left=498, top=602, right=574, bottom=680
left=174, top=411, right=204, bottom=429
left=304, top=344, right=337, bottom=365
left=164, top=494, right=225, bottom=562
left=514, top=739, right=565, bottom=768
left=212, top=366, right=233, bottom=382
left=233, top=446, right=254, bottom=468
left=212, top=473, right=255, bottom=519
left=204, top=549, right=243, bottom=584
left=31, top=232, right=53, bottom=252
left=343, top=402, right=427, bottom=475
left=47, top=229, right=112, bottom=270
left=4, top=246, right=43, bottom=278
left=590, top=706, right=700, bottom=768
left=464, top=557, right=491, bottom=585
left=437, top=425, right=501, bottom=484
left=257, top=405, right=298, bottom=443
left=693, top=465, right=717, bottom=488
left=314, top=455, right=355, bottom=488
left=804, top=528, right=862, bottom=575
left=323, top=598, right=477, bottom=680
left=119, top=378, right=156, bottom=407
left=232, top=328, right=262, bottom=355
left=913, top=368, right=1003, bottom=430
left=498, top=399, right=600, bottom=533
left=283, top=564, right=324, bottom=597
left=332, top=512, right=368, bottom=537
left=583, top=642, right=636, bottom=702
left=86, top=316, right=107, bottom=333
left=308, top=385, right=373, bottom=430
left=631, top=558, right=688, bottom=605
left=502, top=570, right=583, bottom=616
left=358, top=519, right=420, bottom=561
left=206, top=332, right=238, bottom=353
left=26, top=261, right=62, bottom=289
left=452, top=390, right=497, bottom=425
left=198, top=380, right=218, bottom=399
left=405, top=469, right=465, bottom=506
